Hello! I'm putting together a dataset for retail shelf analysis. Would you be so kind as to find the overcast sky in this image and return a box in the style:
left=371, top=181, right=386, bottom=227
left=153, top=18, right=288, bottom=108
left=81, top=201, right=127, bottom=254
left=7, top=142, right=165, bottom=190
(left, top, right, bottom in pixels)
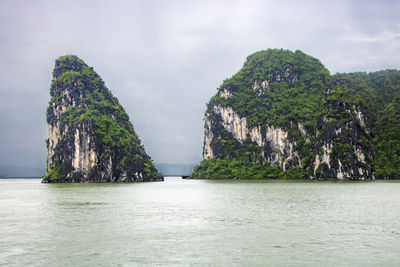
left=0, top=0, right=399, bottom=169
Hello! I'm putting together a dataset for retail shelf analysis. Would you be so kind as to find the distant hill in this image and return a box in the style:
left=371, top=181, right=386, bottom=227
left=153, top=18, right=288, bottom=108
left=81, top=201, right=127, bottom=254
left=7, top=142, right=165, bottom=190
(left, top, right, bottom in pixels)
left=155, top=163, right=196, bottom=176
left=0, top=163, right=196, bottom=178
left=0, top=166, right=45, bottom=178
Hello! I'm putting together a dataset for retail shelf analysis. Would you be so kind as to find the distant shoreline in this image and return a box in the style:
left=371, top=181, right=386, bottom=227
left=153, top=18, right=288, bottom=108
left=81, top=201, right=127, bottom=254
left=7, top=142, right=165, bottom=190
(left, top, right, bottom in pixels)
left=0, top=177, right=42, bottom=179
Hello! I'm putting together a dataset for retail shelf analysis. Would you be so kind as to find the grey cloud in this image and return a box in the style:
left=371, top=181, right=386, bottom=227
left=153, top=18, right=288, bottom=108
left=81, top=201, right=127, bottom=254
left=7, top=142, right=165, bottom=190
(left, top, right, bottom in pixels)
left=0, top=0, right=399, bottom=169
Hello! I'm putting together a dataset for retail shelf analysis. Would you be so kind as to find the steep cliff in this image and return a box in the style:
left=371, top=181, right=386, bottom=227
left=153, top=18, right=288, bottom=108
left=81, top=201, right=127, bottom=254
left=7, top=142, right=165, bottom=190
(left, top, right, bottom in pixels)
left=192, top=49, right=399, bottom=180
left=333, top=70, right=400, bottom=179
left=43, top=55, right=163, bottom=182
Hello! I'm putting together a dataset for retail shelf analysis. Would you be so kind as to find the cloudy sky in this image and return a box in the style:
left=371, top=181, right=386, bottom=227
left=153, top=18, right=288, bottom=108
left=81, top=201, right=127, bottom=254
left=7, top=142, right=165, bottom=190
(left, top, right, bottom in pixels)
left=0, top=0, right=399, bottom=169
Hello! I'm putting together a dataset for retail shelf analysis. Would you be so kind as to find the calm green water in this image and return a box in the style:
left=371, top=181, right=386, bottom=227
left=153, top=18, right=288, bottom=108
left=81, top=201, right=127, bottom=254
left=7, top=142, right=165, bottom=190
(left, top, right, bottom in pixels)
left=1, top=178, right=400, bottom=266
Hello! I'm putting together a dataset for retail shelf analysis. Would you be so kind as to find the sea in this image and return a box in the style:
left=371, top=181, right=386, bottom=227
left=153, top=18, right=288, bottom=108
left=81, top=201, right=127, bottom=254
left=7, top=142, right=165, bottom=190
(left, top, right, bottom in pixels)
left=1, top=177, right=400, bottom=266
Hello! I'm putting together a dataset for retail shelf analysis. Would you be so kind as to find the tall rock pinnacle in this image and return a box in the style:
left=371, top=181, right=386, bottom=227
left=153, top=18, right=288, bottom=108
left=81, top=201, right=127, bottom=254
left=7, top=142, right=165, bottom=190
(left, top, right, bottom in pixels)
left=43, top=55, right=163, bottom=182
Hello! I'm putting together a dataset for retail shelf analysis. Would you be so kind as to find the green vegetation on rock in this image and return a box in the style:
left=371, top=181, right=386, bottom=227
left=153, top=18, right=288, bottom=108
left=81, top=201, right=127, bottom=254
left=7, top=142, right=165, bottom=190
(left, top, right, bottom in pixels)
left=333, top=70, right=400, bottom=179
left=371, top=93, right=400, bottom=179
left=192, top=49, right=400, bottom=180
left=192, top=158, right=307, bottom=180
left=44, top=55, right=162, bottom=182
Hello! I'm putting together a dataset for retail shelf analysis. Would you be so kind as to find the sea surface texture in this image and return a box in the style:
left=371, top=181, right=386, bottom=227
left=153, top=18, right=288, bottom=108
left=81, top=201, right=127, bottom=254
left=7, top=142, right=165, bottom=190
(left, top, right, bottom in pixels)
left=1, top=178, right=399, bottom=266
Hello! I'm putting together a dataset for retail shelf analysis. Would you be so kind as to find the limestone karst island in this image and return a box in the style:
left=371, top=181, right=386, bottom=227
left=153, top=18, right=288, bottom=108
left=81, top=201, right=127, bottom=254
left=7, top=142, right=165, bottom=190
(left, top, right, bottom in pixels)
left=191, top=49, right=400, bottom=180
left=43, top=50, right=400, bottom=182
left=43, top=55, right=163, bottom=182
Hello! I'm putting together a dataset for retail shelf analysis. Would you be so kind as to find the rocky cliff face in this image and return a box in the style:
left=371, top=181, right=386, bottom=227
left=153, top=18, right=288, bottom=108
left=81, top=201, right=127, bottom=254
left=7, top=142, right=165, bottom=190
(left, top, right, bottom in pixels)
left=43, top=55, right=163, bottom=182
left=195, top=49, right=377, bottom=180
left=314, top=100, right=373, bottom=180
left=203, top=104, right=300, bottom=170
